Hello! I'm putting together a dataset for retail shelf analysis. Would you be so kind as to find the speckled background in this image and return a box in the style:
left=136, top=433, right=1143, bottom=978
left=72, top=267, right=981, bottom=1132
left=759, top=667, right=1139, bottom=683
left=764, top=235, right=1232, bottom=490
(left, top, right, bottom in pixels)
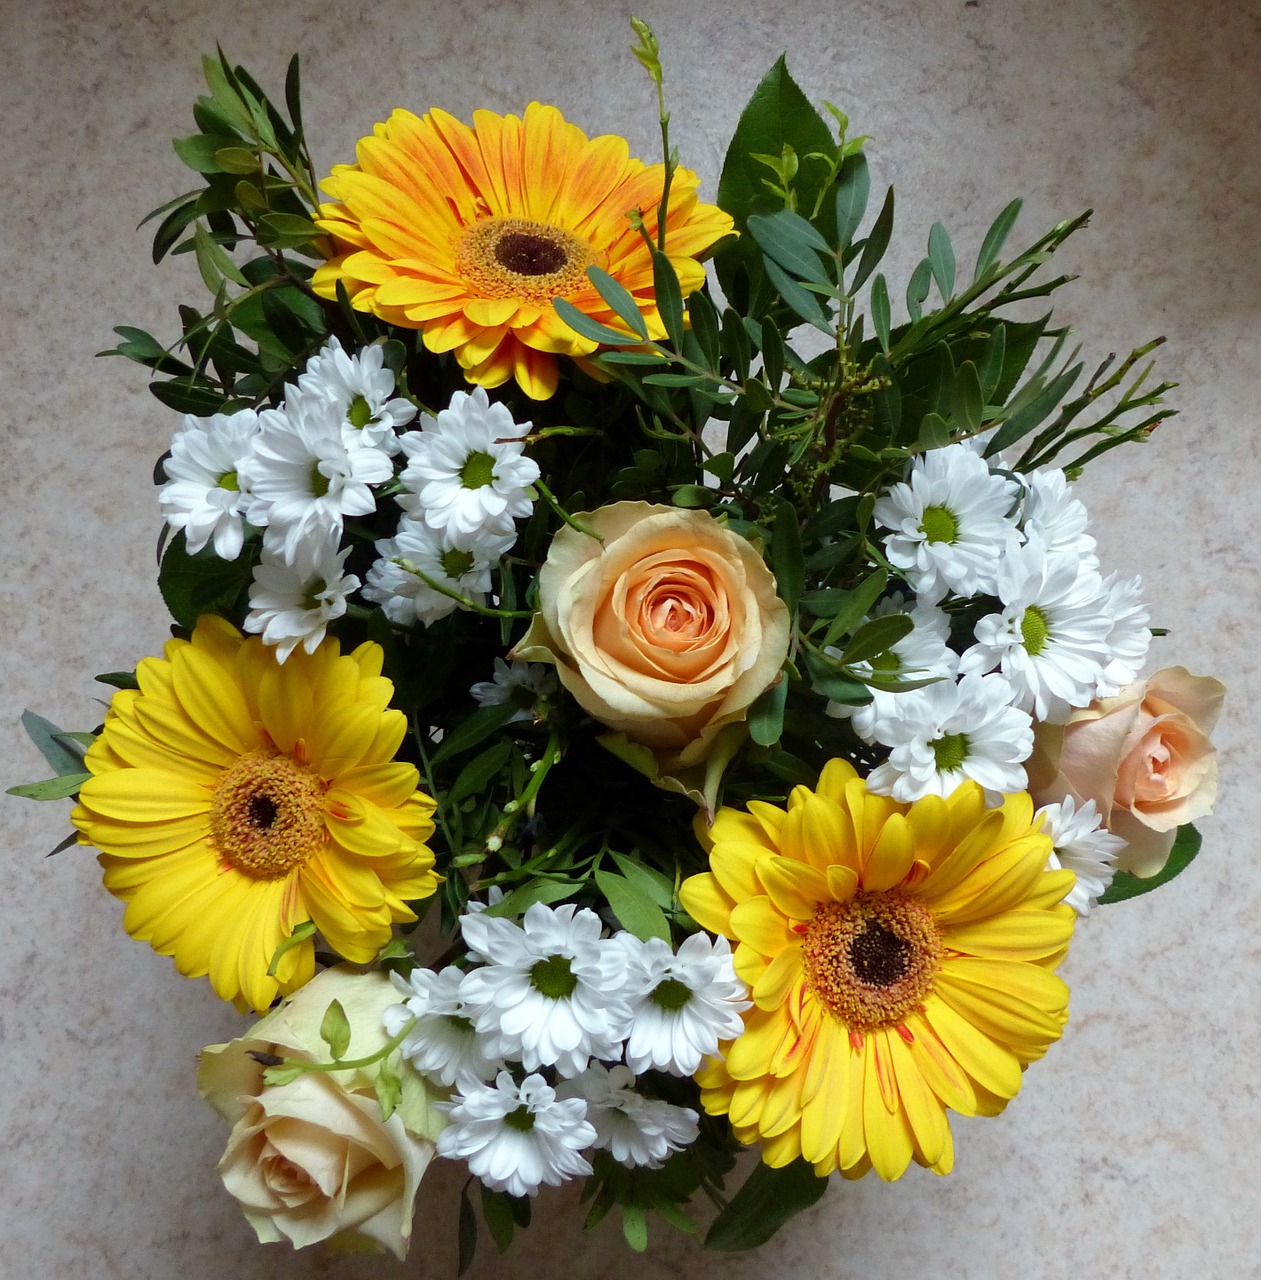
left=2, top=1, right=1258, bottom=1276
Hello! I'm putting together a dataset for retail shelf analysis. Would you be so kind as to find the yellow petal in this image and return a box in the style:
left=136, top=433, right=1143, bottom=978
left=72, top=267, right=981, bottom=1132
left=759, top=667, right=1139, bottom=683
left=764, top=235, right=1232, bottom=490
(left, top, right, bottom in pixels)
left=862, top=1031, right=915, bottom=1180
left=920, top=996, right=1023, bottom=1100
left=751, top=944, right=804, bottom=1009
left=887, top=1026, right=949, bottom=1168
left=78, top=769, right=211, bottom=826
left=758, top=856, right=828, bottom=921
left=729, top=895, right=796, bottom=956
left=678, top=873, right=736, bottom=937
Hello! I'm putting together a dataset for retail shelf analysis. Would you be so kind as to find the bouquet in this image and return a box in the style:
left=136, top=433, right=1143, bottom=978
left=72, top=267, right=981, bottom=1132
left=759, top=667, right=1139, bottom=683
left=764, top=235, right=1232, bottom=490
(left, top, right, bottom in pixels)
left=12, top=19, right=1225, bottom=1265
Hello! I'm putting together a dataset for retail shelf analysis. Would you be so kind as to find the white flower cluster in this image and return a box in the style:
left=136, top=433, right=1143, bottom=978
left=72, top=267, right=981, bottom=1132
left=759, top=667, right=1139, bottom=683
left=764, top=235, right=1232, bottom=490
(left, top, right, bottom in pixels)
left=849, top=443, right=1149, bottom=816
left=382, top=901, right=750, bottom=1198
left=157, top=338, right=540, bottom=657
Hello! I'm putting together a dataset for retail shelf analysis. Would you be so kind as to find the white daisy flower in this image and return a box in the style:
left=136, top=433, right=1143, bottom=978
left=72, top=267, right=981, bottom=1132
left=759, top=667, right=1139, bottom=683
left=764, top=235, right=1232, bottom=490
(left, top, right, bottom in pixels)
left=362, top=517, right=516, bottom=628
left=470, top=658, right=558, bottom=724
left=1096, top=572, right=1151, bottom=696
left=240, top=389, right=393, bottom=562
left=458, top=901, right=632, bottom=1079
left=158, top=408, right=260, bottom=560
left=296, top=335, right=416, bottom=455
left=556, top=1063, right=699, bottom=1169
left=866, top=672, right=1034, bottom=801
left=243, top=535, right=359, bottom=662
left=959, top=535, right=1115, bottom=722
left=617, top=932, right=749, bottom=1077
left=397, top=387, right=539, bottom=538
left=1019, top=468, right=1098, bottom=566
left=1037, top=795, right=1126, bottom=915
left=832, top=594, right=960, bottom=744
left=436, top=1071, right=596, bottom=1198
left=383, top=966, right=503, bottom=1089
left=874, top=442, right=1020, bottom=601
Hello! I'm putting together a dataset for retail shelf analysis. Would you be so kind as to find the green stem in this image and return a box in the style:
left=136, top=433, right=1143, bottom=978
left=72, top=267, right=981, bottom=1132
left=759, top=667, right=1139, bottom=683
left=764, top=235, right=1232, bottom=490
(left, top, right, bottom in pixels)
left=273, top=1016, right=417, bottom=1076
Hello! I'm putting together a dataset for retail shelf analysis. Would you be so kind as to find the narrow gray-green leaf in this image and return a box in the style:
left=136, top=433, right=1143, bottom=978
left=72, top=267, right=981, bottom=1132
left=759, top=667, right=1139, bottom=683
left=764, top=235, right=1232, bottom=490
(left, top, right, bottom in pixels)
left=951, top=360, right=984, bottom=433
left=594, top=870, right=672, bottom=943
left=748, top=674, right=789, bottom=746
left=840, top=613, right=914, bottom=665
left=849, top=185, right=894, bottom=293
left=652, top=251, right=685, bottom=348
left=587, top=266, right=649, bottom=338
left=870, top=272, right=891, bottom=352
left=552, top=296, right=642, bottom=347
left=6, top=774, right=91, bottom=801
left=906, top=257, right=932, bottom=323
left=973, top=198, right=1023, bottom=282
left=763, top=258, right=833, bottom=333
left=928, top=221, right=956, bottom=299
left=834, top=152, right=871, bottom=250
left=748, top=210, right=831, bottom=284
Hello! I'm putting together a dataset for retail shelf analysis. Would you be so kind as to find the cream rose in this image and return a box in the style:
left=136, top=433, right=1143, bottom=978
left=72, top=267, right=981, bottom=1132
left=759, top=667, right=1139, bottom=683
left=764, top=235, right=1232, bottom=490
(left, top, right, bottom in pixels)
left=513, top=502, right=790, bottom=807
left=198, top=966, right=445, bottom=1258
left=1028, top=666, right=1225, bottom=877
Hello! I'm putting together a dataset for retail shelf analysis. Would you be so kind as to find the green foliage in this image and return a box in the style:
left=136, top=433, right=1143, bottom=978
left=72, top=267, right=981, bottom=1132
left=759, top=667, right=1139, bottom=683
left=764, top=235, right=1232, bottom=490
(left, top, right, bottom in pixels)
left=1099, top=825, right=1202, bottom=904
left=704, top=1158, right=829, bottom=1250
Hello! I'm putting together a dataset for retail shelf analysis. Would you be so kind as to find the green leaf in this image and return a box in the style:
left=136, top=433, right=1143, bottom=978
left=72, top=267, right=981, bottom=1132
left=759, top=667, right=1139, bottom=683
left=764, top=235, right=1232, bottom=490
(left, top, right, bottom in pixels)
left=20, top=710, right=88, bottom=777
left=449, top=740, right=513, bottom=807
left=193, top=224, right=250, bottom=290
left=747, top=210, right=831, bottom=284
left=482, top=878, right=577, bottom=918
left=594, top=870, right=672, bottom=943
left=905, top=257, right=932, bottom=323
left=457, top=1180, right=478, bottom=1275
left=927, top=221, right=956, bottom=299
left=704, top=1158, right=829, bottom=1250
left=833, top=152, right=870, bottom=251
left=917, top=411, right=950, bottom=451
left=983, top=361, right=1083, bottom=457
left=848, top=185, right=894, bottom=293
left=822, top=568, right=888, bottom=647
left=840, top=614, right=914, bottom=665
left=1099, top=824, right=1202, bottom=904
left=429, top=702, right=521, bottom=766
left=552, top=296, right=643, bottom=347
left=870, top=272, right=891, bottom=352
left=172, top=133, right=239, bottom=173
left=763, top=258, right=833, bottom=333
left=608, top=853, right=675, bottom=908
left=284, top=53, right=304, bottom=133
left=267, top=921, right=316, bottom=976
left=319, top=998, right=351, bottom=1060
left=375, top=1054, right=402, bottom=1122
left=651, top=251, right=685, bottom=348
left=158, top=530, right=253, bottom=630
left=150, top=200, right=201, bottom=265
left=951, top=360, right=984, bottom=433
left=45, top=831, right=80, bottom=858
left=671, top=484, right=716, bottom=508
left=6, top=774, right=91, bottom=801
left=213, top=145, right=259, bottom=175
left=148, top=378, right=227, bottom=417
left=772, top=500, right=805, bottom=612
left=587, top=266, right=649, bottom=339
left=974, top=197, right=1023, bottom=282
left=977, top=323, right=1007, bottom=400
left=262, top=1065, right=303, bottom=1088
left=760, top=316, right=785, bottom=393
left=622, top=1204, right=649, bottom=1252
left=688, top=291, right=721, bottom=368
left=480, top=1188, right=516, bottom=1253
left=748, top=674, right=789, bottom=747
left=257, top=212, right=320, bottom=249
left=717, top=56, right=837, bottom=233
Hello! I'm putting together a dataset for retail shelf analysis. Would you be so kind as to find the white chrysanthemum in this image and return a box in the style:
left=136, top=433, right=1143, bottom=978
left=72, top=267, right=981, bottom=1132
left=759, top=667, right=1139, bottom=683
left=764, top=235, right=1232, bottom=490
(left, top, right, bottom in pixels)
left=1096, top=572, right=1151, bottom=696
left=874, top=443, right=1020, bottom=600
left=959, top=536, right=1115, bottom=722
left=1037, top=795, right=1126, bottom=915
left=243, top=536, right=359, bottom=662
left=866, top=672, right=1034, bottom=801
left=616, top=932, right=749, bottom=1076
left=556, top=1063, right=699, bottom=1169
left=1020, top=468, right=1099, bottom=567
left=297, top=335, right=415, bottom=455
left=436, top=1071, right=596, bottom=1198
left=832, top=594, right=960, bottom=743
left=458, top=902, right=632, bottom=1078
left=384, top=966, right=503, bottom=1089
left=240, top=389, right=393, bottom=562
left=362, top=518, right=516, bottom=628
left=470, top=658, right=558, bottom=724
left=158, top=408, right=260, bottom=559
left=397, top=387, right=539, bottom=538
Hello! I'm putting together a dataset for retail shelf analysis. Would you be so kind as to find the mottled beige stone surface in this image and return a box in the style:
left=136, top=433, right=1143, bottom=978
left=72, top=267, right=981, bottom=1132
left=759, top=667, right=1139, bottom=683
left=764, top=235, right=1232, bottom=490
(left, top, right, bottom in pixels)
left=2, top=0, right=1258, bottom=1275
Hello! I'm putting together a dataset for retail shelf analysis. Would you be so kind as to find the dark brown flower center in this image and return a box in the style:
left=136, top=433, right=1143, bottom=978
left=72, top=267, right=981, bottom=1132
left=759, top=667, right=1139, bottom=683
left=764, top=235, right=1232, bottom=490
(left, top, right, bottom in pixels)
left=494, top=231, right=568, bottom=276
left=456, top=217, right=595, bottom=303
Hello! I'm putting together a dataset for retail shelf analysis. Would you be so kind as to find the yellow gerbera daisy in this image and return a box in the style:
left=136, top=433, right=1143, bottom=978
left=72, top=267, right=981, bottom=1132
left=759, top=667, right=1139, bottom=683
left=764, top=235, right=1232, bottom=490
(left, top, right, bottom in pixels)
left=679, top=759, right=1076, bottom=1182
left=71, top=616, right=440, bottom=1014
left=312, top=102, right=734, bottom=400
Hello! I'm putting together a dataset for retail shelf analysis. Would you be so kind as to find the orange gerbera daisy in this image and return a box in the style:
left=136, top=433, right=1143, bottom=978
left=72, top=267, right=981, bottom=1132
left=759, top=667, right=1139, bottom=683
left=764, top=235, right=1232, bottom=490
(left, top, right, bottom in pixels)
left=312, top=102, right=733, bottom=400
left=71, top=616, right=440, bottom=1013
left=679, top=760, right=1076, bottom=1181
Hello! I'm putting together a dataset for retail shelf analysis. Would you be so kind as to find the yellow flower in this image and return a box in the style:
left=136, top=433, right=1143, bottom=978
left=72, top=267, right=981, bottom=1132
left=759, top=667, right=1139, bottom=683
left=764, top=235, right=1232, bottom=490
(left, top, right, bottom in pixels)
left=679, top=760, right=1076, bottom=1181
left=72, top=616, right=440, bottom=1013
left=312, top=102, right=733, bottom=400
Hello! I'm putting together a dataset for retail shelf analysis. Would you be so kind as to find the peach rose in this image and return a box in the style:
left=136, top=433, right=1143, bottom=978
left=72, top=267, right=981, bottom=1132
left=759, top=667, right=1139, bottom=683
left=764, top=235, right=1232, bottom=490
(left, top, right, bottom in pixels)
left=198, top=967, right=445, bottom=1257
left=1028, top=666, right=1224, bottom=877
left=513, top=502, right=790, bottom=810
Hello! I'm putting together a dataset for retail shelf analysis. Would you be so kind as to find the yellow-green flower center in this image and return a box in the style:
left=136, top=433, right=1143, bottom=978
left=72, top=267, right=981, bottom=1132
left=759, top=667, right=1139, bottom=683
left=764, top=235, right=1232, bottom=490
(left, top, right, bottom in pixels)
left=456, top=217, right=595, bottom=303
left=503, top=1105, right=536, bottom=1131
left=649, top=977, right=693, bottom=1011
left=919, top=505, right=958, bottom=544
left=217, top=471, right=240, bottom=492
left=310, top=462, right=331, bottom=498
left=530, top=953, right=578, bottom=999
left=439, top=547, right=476, bottom=580
left=802, top=892, right=942, bottom=1032
left=1021, top=604, right=1050, bottom=656
left=460, top=451, right=497, bottom=490
left=347, top=394, right=375, bottom=430
left=932, top=732, right=970, bottom=773
left=209, top=750, right=327, bottom=879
